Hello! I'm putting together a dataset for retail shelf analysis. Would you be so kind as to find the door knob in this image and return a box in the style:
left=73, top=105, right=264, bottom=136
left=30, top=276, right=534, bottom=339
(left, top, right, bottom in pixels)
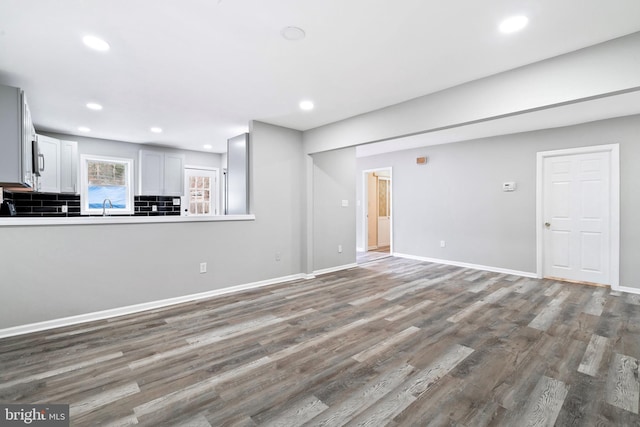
left=544, top=222, right=551, bottom=228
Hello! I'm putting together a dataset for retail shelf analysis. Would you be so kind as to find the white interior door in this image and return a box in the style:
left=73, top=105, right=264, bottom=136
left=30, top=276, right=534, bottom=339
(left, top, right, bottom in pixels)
left=377, top=177, right=391, bottom=247
left=542, top=151, right=611, bottom=285
left=184, top=168, right=218, bottom=216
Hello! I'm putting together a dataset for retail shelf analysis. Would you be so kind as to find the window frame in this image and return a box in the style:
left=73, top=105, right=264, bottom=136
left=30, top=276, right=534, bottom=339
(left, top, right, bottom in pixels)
left=80, top=154, right=134, bottom=216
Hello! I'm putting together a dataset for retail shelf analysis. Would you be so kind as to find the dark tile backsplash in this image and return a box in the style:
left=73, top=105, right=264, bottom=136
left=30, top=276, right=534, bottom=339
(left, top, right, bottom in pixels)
left=2, top=190, right=181, bottom=217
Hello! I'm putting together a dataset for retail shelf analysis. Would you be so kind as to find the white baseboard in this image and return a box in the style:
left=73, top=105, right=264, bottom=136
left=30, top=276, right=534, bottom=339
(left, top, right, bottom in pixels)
left=356, top=247, right=365, bottom=252
left=615, top=285, right=640, bottom=295
left=313, top=263, right=358, bottom=276
left=0, top=273, right=307, bottom=339
left=393, top=252, right=538, bottom=278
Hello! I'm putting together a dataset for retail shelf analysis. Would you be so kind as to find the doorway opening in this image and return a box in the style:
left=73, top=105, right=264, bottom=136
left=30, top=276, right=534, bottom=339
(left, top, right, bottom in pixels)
left=358, top=168, right=392, bottom=264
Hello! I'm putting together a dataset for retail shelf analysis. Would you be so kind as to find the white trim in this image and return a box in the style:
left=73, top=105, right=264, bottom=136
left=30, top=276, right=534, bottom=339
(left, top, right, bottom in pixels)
left=616, top=285, right=640, bottom=295
left=393, top=252, right=537, bottom=278
left=361, top=167, right=393, bottom=255
left=356, top=246, right=365, bottom=252
left=536, top=143, right=620, bottom=289
left=0, top=273, right=306, bottom=339
left=313, top=263, right=358, bottom=276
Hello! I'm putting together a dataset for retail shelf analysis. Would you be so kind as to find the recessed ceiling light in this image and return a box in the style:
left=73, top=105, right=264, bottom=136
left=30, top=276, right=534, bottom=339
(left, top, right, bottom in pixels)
left=78, top=126, right=91, bottom=132
left=203, top=144, right=213, bottom=150
left=281, top=26, right=306, bottom=41
left=499, top=15, right=529, bottom=34
left=82, top=35, right=110, bottom=51
left=86, top=102, right=103, bottom=110
left=150, top=127, right=163, bottom=133
left=299, top=100, right=314, bottom=111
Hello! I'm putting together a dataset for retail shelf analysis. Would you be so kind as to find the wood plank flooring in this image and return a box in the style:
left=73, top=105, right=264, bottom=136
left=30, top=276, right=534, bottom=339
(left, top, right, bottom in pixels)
left=1, top=257, right=640, bottom=426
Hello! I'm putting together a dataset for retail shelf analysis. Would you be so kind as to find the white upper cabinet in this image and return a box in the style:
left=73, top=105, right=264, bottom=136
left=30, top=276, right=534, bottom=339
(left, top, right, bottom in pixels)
left=0, top=84, right=35, bottom=188
left=35, top=135, right=78, bottom=194
left=164, top=152, right=185, bottom=196
left=138, top=149, right=184, bottom=196
left=139, top=150, right=164, bottom=195
left=36, top=134, right=61, bottom=193
left=59, top=140, right=78, bottom=193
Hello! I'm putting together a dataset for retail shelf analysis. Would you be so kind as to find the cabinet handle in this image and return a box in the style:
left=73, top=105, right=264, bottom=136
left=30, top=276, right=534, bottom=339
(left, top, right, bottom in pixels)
left=39, top=153, right=45, bottom=172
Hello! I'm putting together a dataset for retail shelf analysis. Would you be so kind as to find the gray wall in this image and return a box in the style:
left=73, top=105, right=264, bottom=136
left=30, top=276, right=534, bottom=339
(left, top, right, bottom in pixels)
left=0, top=122, right=304, bottom=328
left=312, top=147, right=357, bottom=271
left=356, top=114, right=640, bottom=288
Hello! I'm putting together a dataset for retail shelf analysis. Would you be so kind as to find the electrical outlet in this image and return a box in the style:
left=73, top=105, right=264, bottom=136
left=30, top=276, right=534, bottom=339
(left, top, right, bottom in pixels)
left=152, top=205, right=158, bottom=212
left=338, top=244, right=343, bottom=253
left=440, top=240, right=446, bottom=248
left=199, top=262, right=207, bottom=274
left=275, top=252, right=281, bottom=261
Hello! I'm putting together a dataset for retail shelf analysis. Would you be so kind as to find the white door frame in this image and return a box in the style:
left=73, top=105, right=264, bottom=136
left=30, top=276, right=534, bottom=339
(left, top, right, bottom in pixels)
left=536, top=144, right=620, bottom=289
left=361, top=167, right=393, bottom=254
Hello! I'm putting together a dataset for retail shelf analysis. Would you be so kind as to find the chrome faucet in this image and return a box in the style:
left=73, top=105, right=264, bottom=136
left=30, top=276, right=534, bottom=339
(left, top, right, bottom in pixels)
left=102, top=198, right=113, bottom=216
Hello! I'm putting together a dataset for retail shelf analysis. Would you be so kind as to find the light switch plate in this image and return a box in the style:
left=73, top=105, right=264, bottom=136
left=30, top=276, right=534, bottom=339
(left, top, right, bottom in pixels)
left=341, top=200, right=349, bottom=207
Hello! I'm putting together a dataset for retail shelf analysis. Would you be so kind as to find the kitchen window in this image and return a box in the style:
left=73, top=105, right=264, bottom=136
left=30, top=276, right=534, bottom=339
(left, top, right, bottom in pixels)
left=80, top=155, right=134, bottom=215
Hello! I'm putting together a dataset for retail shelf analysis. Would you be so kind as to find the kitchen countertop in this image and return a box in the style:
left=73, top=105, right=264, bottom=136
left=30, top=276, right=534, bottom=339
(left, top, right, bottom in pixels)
left=0, top=214, right=255, bottom=227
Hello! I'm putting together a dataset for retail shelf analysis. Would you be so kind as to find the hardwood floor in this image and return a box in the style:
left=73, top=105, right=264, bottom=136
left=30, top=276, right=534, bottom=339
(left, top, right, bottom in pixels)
left=356, top=247, right=391, bottom=264
left=1, top=257, right=639, bottom=426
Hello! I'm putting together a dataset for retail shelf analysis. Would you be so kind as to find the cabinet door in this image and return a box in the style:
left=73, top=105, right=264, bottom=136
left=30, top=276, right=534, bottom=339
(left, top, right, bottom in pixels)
left=21, top=92, right=35, bottom=187
left=164, top=153, right=185, bottom=196
left=139, top=149, right=164, bottom=195
left=37, top=135, right=60, bottom=193
left=59, top=140, right=78, bottom=193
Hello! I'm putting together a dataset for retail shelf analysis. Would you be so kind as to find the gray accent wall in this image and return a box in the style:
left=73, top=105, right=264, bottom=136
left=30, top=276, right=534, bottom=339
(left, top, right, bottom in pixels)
left=356, top=114, right=640, bottom=289
left=312, top=148, right=357, bottom=271
left=0, top=122, right=305, bottom=328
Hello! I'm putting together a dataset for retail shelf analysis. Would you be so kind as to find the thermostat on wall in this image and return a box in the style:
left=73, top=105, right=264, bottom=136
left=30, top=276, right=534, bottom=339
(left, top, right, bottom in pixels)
left=503, top=182, right=517, bottom=192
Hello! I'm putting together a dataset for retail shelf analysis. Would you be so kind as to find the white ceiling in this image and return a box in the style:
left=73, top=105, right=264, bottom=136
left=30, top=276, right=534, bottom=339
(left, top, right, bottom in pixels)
left=1, top=0, right=640, bottom=153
